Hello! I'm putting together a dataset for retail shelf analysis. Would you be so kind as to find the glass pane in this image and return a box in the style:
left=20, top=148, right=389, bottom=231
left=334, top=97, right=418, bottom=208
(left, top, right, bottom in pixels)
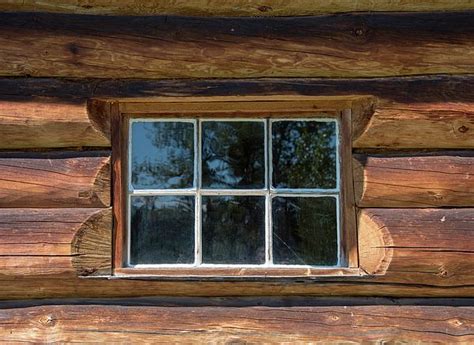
left=130, top=196, right=195, bottom=265
left=272, top=196, right=337, bottom=265
left=131, top=121, right=194, bottom=189
left=202, top=121, right=265, bottom=189
left=202, top=196, right=265, bottom=264
left=272, top=120, right=337, bottom=189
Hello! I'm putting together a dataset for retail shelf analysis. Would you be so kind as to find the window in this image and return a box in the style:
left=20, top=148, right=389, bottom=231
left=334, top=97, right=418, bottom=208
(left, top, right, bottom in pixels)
left=112, top=97, right=359, bottom=277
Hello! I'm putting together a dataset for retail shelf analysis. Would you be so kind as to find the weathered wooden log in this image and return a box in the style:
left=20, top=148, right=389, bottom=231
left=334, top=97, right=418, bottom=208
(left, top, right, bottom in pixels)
left=1, top=0, right=473, bottom=16
left=0, top=98, right=109, bottom=149
left=358, top=209, right=474, bottom=285
left=1, top=12, right=473, bottom=79
left=0, top=208, right=111, bottom=277
left=353, top=102, right=474, bottom=149
left=1, top=76, right=472, bottom=149
left=354, top=153, right=474, bottom=207
left=0, top=208, right=472, bottom=298
left=0, top=304, right=472, bottom=343
left=0, top=152, right=110, bottom=208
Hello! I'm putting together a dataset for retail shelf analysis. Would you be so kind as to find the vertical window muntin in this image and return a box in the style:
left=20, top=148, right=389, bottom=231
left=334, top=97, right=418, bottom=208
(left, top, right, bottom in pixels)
left=127, top=117, right=341, bottom=268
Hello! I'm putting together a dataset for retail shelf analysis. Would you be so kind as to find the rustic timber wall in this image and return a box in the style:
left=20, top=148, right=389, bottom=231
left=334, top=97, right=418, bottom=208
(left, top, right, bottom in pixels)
left=0, top=9, right=473, bottom=342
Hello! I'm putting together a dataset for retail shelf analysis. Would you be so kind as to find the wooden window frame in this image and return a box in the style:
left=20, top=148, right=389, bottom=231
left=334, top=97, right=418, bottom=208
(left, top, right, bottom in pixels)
left=111, top=96, right=361, bottom=278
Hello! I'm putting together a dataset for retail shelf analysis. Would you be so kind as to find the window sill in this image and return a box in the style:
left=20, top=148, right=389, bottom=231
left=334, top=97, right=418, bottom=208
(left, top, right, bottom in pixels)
left=112, top=267, right=364, bottom=279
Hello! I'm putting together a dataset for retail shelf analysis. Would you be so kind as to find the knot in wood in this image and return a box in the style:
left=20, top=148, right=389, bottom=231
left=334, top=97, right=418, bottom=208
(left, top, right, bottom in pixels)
left=39, top=314, right=56, bottom=327
left=438, top=267, right=449, bottom=277
left=458, top=125, right=469, bottom=133
left=353, top=27, right=366, bottom=37
left=257, top=5, right=272, bottom=12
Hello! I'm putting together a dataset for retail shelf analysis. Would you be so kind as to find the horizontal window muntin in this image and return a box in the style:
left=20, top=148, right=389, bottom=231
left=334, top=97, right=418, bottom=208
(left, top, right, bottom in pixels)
left=127, top=117, right=341, bottom=268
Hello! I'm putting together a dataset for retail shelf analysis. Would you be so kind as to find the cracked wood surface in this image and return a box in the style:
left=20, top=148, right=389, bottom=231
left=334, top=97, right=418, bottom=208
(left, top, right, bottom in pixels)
left=354, top=153, right=474, bottom=207
left=1, top=12, right=474, bottom=79
left=1, top=0, right=474, bottom=16
left=0, top=208, right=472, bottom=298
left=358, top=209, right=474, bottom=284
left=0, top=304, right=472, bottom=343
left=0, top=208, right=111, bottom=277
left=0, top=152, right=110, bottom=208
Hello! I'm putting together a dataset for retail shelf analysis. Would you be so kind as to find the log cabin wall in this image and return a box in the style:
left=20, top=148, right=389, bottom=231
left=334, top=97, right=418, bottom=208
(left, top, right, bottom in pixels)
left=0, top=5, right=473, bottom=342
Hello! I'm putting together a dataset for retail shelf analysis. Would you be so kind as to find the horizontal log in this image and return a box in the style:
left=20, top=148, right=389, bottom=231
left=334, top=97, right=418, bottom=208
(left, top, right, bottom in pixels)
left=1, top=12, right=474, bottom=79
left=0, top=304, right=472, bottom=343
left=358, top=209, right=474, bottom=284
left=0, top=152, right=110, bottom=208
left=1, top=76, right=473, bottom=149
left=1, top=1, right=474, bottom=16
left=0, top=98, right=109, bottom=148
left=353, top=102, right=474, bottom=148
left=354, top=153, right=474, bottom=207
left=0, top=208, right=472, bottom=298
left=0, top=208, right=111, bottom=277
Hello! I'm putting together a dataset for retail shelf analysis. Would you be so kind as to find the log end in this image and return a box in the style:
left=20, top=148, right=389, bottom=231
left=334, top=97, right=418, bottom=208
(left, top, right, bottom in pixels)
left=91, top=156, right=111, bottom=207
left=71, top=208, right=112, bottom=276
left=358, top=210, right=393, bottom=275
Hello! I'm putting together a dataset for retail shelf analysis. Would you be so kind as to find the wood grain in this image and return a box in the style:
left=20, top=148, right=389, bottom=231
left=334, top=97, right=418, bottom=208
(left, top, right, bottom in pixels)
left=0, top=98, right=109, bottom=149
left=354, top=102, right=474, bottom=149
left=1, top=0, right=474, bottom=16
left=1, top=76, right=472, bottom=149
left=359, top=209, right=474, bottom=286
left=1, top=12, right=473, bottom=79
left=0, top=152, right=110, bottom=208
left=0, top=208, right=472, bottom=298
left=0, top=304, right=472, bottom=343
left=0, top=208, right=111, bottom=277
left=354, top=153, right=474, bottom=207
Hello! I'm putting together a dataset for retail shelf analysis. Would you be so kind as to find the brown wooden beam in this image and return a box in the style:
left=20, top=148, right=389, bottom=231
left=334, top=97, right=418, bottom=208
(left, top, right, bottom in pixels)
left=1, top=77, right=473, bottom=149
left=358, top=209, right=474, bottom=285
left=0, top=208, right=111, bottom=277
left=0, top=208, right=472, bottom=298
left=1, top=12, right=473, bottom=79
left=354, top=153, right=474, bottom=207
left=1, top=304, right=472, bottom=342
left=1, top=1, right=474, bottom=16
left=0, top=152, right=110, bottom=208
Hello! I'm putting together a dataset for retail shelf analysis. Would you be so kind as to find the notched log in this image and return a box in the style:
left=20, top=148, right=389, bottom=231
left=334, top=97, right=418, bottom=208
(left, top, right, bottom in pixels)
left=358, top=211, right=393, bottom=275
left=87, top=98, right=112, bottom=143
left=0, top=98, right=111, bottom=149
left=353, top=102, right=474, bottom=149
left=350, top=96, right=377, bottom=142
left=72, top=208, right=112, bottom=276
left=358, top=208, right=474, bottom=287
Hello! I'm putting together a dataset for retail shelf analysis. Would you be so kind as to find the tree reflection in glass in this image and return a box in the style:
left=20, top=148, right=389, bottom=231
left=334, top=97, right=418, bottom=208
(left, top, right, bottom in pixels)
left=131, top=121, right=194, bottom=189
left=130, top=196, right=195, bottom=265
left=202, top=196, right=265, bottom=264
left=272, top=196, right=338, bottom=266
left=202, top=121, right=265, bottom=189
left=272, top=120, right=337, bottom=189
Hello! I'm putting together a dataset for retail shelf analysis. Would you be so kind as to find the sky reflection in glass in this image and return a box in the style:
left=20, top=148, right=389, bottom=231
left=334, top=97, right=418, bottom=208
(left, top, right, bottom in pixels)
left=131, top=121, right=194, bottom=189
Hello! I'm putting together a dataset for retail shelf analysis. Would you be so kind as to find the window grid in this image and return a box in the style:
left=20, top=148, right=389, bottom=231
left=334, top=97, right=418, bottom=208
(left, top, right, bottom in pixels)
left=127, top=118, right=341, bottom=268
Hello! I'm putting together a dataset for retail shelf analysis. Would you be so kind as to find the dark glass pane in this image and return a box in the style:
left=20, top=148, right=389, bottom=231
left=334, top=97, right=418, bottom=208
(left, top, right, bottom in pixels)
left=130, top=196, right=195, bottom=265
left=202, top=121, right=265, bottom=189
left=202, top=196, right=265, bottom=264
left=272, top=121, right=337, bottom=189
left=272, top=196, right=337, bottom=265
left=131, top=121, right=194, bottom=189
